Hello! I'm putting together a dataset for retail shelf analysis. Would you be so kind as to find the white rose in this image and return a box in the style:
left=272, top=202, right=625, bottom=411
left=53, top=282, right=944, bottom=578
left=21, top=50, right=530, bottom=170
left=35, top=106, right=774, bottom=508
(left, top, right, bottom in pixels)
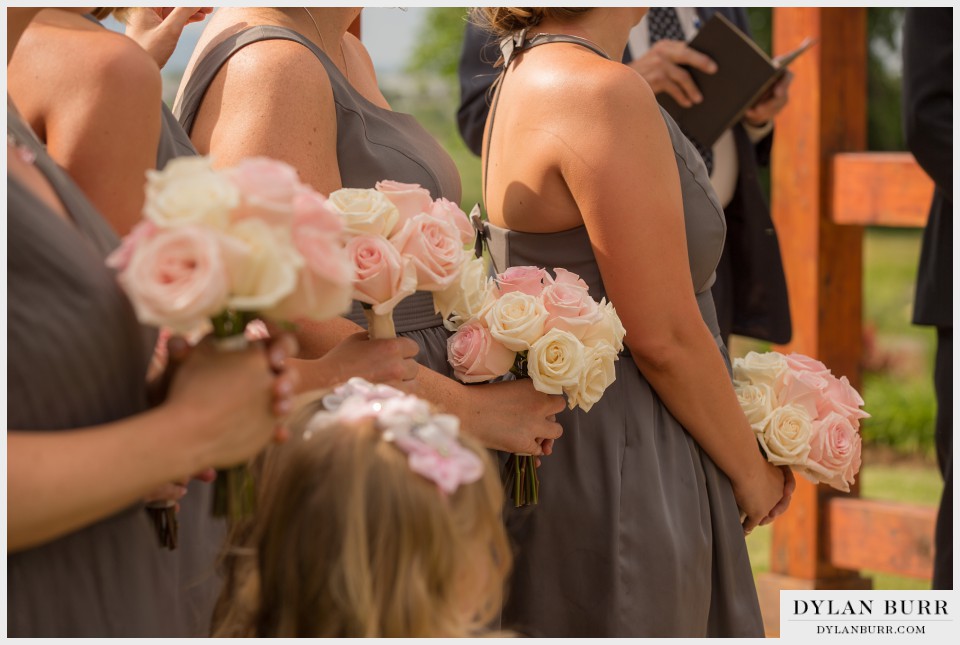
left=144, top=156, right=239, bottom=229
left=527, top=328, right=585, bottom=395
left=327, top=188, right=400, bottom=238
left=755, top=403, right=813, bottom=467
left=484, top=291, right=548, bottom=352
left=434, top=255, right=493, bottom=331
left=580, top=298, right=626, bottom=352
left=566, top=341, right=618, bottom=412
left=733, top=351, right=788, bottom=388
left=220, top=219, right=302, bottom=312
left=735, top=382, right=776, bottom=429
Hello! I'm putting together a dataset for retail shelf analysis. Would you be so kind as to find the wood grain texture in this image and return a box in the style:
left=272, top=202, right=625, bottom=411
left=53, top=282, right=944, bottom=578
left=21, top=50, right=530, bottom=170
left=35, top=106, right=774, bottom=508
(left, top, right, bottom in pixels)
left=827, top=497, right=937, bottom=579
left=832, top=153, right=934, bottom=227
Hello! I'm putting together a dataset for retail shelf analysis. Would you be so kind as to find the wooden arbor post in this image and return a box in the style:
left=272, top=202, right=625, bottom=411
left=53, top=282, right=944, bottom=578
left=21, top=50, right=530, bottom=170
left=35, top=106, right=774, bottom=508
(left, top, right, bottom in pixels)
left=755, top=7, right=872, bottom=634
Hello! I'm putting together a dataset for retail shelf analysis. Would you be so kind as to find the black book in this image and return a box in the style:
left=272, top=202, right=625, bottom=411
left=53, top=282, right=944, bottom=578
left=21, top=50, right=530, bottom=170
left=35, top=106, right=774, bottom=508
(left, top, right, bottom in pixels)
left=657, top=13, right=816, bottom=148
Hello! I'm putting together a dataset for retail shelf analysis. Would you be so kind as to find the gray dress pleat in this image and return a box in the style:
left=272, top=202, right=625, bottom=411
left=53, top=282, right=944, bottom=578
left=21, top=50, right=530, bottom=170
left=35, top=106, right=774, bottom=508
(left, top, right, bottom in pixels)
left=5, top=109, right=198, bottom=636
left=482, top=36, right=764, bottom=638
left=174, top=25, right=462, bottom=375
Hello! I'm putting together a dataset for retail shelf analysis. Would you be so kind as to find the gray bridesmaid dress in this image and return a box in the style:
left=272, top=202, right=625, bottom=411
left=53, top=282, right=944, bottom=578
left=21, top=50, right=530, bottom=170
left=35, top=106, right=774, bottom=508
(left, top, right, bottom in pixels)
left=6, top=109, right=205, bottom=636
left=174, top=25, right=463, bottom=375
left=481, top=34, right=764, bottom=637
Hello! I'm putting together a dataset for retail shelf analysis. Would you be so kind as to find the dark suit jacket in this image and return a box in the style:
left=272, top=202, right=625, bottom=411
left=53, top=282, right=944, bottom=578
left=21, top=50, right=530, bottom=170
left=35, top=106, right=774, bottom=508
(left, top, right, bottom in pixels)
left=902, top=8, right=952, bottom=329
left=456, top=8, right=791, bottom=343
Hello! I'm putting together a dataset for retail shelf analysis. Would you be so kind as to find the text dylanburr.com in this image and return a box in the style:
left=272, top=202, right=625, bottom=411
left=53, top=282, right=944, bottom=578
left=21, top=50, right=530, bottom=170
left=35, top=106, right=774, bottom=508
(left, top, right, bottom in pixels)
left=780, top=591, right=957, bottom=641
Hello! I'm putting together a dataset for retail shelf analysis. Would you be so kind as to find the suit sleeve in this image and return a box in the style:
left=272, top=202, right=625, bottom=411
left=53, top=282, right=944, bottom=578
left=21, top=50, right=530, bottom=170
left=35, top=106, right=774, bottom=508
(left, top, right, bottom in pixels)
left=722, top=7, right=774, bottom=167
left=457, top=23, right=501, bottom=157
left=902, top=8, right=953, bottom=200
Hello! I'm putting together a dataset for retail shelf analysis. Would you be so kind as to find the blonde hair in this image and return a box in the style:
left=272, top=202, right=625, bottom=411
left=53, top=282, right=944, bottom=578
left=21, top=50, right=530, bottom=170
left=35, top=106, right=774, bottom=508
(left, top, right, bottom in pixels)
left=212, top=397, right=511, bottom=638
left=472, top=7, right=593, bottom=36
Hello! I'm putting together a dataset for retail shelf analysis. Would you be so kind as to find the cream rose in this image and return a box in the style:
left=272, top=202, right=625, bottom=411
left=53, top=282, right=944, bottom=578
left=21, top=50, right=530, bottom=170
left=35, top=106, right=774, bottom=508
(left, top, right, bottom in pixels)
left=484, top=291, right=548, bottom=352
left=220, top=219, right=301, bottom=312
left=803, top=411, right=862, bottom=492
left=735, top=382, right=776, bottom=428
left=347, top=235, right=417, bottom=315
left=755, top=403, right=813, bottom=466
left=566, top=341, right=617, bottom=412
left=581, top=298, right=626, bottom=353
left=390, top=213, right=465, bottom=291
left=118, top=226, right=229, bottom=334
left=446, top=320, right=517, bottom=384
left=434, top=255, right=493, bottom=331
left=375, top=180, right=434, bottom=228
left=144, top=156, right=239, bottom=229
left=527, top=328, right=586, bottom=395
left=733, top=351, right=788, bottom=388
left=327, top=188, right=400, bottom=238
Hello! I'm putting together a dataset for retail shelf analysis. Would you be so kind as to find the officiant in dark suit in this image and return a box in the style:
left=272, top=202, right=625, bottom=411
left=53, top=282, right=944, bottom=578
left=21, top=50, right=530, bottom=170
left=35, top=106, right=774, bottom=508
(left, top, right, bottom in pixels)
left=457, top=6, right=793, bottom=346
left=902, top=6, right=952, bottom=591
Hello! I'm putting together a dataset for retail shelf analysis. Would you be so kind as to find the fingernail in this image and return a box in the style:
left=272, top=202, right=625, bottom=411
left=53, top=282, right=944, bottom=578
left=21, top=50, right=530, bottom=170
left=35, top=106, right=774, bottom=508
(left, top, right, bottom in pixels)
left=693, top=93, right=703, bottom=104
left=276, top=398, right=292, bottom=415
left=278, top=379, right=293, bottom=395
left=270, top=348, right=286, bottom=367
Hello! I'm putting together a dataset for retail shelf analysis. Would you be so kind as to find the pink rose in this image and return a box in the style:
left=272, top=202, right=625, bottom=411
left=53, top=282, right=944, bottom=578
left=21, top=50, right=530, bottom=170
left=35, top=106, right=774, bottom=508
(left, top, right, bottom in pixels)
left=226, top=157, right=303, bottom=226
left=804, top=411, right=862, bottom=492
left=117, top=226, right=228, bottom=333
left=541, top=281, right=602, bottom=339
left=817, top=374, right=870, bottom=425
left=776, top=368, right=829, bottom=419
left=390, top=213, right=465, bottom=291
left=447, top=320, right=517, bottom=383
left=293, top=190, right=343, bottom=236
left=552, top=267, right=590, bottom=290
left=375, top=180, right=434, bottom=228
left=430, top=197, right=473, bottom=246
left=106, top=220, right=158, bottom=271
left=785, top=352, right=830, bottom=375
left=347, top=235, right=417, bottom=315
left=496, top=266, right=552, bottom=296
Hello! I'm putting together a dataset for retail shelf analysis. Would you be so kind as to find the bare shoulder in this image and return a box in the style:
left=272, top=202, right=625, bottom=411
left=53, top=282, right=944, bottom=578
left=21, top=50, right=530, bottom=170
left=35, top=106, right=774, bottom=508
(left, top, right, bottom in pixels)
left=219, top=37, right=332, bottom=96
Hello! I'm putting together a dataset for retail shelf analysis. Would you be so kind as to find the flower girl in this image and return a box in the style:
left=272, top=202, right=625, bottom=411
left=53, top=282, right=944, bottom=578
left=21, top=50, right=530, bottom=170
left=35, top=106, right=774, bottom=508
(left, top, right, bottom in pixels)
left=212, top=379, right=511, bottom=637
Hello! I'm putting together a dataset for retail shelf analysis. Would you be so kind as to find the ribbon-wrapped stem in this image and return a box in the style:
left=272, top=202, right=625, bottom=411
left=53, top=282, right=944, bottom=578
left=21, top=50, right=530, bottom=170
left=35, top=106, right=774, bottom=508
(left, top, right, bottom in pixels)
left=146, top=501, right=179, bottom=550
left=506, top=351, right=539, bottom=507
left=210, top=309, right=258, bottom=521
left=362, top=304, right=397, bottom=339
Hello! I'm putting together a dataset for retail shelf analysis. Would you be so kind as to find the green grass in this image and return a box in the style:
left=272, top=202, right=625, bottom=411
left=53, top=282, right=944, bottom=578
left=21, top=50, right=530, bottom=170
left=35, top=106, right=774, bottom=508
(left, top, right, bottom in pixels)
left=746, top=460, right=942, bottom=590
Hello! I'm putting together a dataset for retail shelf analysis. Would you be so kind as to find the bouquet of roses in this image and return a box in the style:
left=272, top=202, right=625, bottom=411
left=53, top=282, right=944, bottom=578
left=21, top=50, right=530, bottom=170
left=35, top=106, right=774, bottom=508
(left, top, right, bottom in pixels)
left=324, top=180, right=480, bottom=338
left=733, top=351, right=869, bottom=492
left=107, top=156, right=355, bottom=525
left=446, top=266, right=626, bottom=506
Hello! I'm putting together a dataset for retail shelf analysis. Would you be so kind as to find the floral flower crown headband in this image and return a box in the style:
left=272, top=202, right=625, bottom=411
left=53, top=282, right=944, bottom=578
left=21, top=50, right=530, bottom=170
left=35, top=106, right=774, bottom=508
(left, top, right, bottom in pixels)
left=303, top=378, right=484, bottom=495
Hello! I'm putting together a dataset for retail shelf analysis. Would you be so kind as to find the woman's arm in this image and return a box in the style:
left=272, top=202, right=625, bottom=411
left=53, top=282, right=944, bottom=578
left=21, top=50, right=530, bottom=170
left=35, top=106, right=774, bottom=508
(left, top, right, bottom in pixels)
left=560, top=64, right=785, bottom=529
left=8, top=339, right=295, bottom=552
left=188, top=38, right=343, bottom=195
left=7, top=18, right=164, bottom=235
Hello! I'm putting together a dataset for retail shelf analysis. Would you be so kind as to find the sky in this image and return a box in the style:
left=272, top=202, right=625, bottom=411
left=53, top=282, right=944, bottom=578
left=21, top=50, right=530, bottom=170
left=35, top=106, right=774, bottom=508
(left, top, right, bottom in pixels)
left=107, top=7, right=428, bottom=77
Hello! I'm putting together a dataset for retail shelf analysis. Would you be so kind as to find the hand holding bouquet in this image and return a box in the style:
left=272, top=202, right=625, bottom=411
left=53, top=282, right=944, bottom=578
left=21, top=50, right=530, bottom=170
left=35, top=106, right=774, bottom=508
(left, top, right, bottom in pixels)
left=733, top=351, right=868, bottom=492
left=108, top=156, right=355, bottom=522
left=325, top=180, right=476, bottom=338
left=446, top=266, right=626, bottom=506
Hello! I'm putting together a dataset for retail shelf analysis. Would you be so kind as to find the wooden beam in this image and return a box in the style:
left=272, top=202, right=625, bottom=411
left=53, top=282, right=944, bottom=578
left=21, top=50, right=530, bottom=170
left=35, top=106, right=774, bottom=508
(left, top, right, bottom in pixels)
left=832, top=153, right=934, bottom=227
left=827, top=497, right=937, bottom=580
